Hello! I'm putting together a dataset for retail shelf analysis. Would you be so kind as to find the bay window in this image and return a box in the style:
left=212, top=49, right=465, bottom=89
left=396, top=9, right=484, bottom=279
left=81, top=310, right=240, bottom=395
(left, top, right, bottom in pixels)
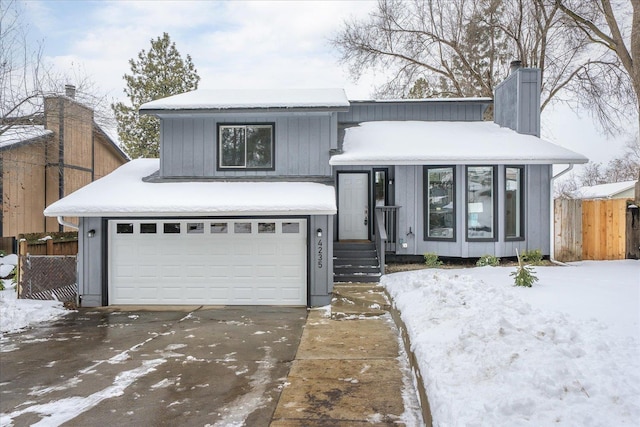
left=505, top=166, right=524, bottom=239
left=466, top=166, right=496, bottom=240
left=424, top=166, right=455, bottom=240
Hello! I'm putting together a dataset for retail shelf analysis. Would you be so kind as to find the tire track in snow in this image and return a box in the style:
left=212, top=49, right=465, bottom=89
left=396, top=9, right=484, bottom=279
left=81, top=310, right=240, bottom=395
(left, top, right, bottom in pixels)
left=0, top=358, right=165, bottom=427
left=209, top=346, right=276, bottom=427
left=0, top=310, right=198, bottom=426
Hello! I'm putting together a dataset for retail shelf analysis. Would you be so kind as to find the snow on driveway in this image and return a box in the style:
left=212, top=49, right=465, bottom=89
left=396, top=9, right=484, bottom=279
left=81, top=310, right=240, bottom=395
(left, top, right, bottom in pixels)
left=382, top=260, right=640, bottom=426
left=0, top=294, right=70, bottom=340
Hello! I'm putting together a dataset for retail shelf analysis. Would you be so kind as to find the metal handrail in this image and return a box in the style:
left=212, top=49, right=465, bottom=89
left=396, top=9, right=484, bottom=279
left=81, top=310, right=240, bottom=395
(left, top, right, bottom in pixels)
left=374, top=209, right=387, bottom=275
left=374, top=205, right=401, bottom=275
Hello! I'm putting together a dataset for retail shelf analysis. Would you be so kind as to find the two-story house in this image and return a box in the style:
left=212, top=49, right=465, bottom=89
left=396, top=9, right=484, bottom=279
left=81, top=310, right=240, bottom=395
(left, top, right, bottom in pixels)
left=1, top=86, right=128, bottom=246
left=44, top=66, right=587, bottom=307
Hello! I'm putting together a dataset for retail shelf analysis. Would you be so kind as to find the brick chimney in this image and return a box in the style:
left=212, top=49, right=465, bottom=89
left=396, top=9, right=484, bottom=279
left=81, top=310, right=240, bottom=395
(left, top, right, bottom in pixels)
left=64, top=84, right=76, bottom=99
left=494, top=62, right=541, bottom=137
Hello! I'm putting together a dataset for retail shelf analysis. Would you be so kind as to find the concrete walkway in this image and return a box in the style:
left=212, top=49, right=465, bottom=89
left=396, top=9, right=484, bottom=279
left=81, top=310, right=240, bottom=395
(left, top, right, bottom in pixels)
left=271, top=284, right=423, bottom=426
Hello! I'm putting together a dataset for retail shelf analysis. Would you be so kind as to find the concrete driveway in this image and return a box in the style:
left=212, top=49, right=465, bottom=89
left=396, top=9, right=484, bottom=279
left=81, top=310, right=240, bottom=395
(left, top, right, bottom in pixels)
left=0, top=306, right=307, bottom=426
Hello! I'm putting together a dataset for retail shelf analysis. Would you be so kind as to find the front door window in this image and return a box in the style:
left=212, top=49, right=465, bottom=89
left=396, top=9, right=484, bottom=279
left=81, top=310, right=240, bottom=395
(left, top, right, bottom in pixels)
left=374, top=170, right=387, bottom=207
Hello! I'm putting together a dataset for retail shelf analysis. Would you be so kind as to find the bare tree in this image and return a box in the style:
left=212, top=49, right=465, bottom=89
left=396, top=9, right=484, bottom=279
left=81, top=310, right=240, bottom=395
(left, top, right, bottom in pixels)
left=333, top=0, right=634, bottom=133
left=555, top=0, right=638, bottom=134
left=0, top=0, right=114, bottom=139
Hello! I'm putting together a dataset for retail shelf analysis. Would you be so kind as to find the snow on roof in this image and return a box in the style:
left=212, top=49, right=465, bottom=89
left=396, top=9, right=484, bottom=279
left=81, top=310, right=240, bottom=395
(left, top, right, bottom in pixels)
left=573, top=180, right=637, bottom=199
left=44, top=159, right=337, bottom=217
left=0, top=125, right=53, bottom=149
left=330, top=121, right=588, bottom=166
left=140, top=88, right=350, bottom=112
left=349, top=97, right=492, bottom=103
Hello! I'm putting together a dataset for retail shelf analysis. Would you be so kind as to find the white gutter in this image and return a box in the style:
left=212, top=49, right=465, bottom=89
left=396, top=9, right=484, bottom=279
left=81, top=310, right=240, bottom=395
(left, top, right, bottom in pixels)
left=57, top=216, right=79, bottom=231
left=549, top=164, right=574, bottom=264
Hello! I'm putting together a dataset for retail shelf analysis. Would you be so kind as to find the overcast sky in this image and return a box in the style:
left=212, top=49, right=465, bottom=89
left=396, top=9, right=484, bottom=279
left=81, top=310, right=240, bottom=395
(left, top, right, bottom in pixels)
left=17, top=0, right=636, bottom=166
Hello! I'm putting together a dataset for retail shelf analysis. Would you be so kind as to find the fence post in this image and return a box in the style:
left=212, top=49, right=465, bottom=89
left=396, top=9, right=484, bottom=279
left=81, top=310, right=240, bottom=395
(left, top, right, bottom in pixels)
left=18, top=240, right=27, bottom=296
left=46, top=238, right=54, bottom=255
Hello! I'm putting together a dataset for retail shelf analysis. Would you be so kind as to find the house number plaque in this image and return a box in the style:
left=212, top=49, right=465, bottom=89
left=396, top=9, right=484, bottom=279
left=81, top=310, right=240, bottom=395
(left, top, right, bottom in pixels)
left=317, top=239, right=323, bottom=269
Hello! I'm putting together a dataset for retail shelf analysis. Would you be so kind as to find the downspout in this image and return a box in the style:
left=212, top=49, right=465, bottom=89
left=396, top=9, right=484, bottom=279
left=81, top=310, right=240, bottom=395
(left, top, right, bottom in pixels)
left=57, top=216, right=79, bottom=231
left=549, top=164, right=574, bottom=265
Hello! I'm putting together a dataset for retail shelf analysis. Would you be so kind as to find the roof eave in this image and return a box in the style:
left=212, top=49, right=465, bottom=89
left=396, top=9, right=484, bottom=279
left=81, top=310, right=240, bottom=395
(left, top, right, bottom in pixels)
left=140, top=106, right=350, bottom=116
left=44, top=209, right=338, bottom=218
left=329, top=158, right=589, bottom=166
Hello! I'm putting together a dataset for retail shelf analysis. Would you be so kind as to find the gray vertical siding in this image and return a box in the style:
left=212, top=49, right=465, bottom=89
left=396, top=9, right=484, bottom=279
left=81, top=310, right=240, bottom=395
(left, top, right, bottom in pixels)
left=494, top=68, right=541, bottom=137
left=338, top=101, right=488, bottom=123
left=78, top=217, right=104, bottom=307
left=159, top=113, right=336, bottom=178
left=393, top=164, right=551, bottom=258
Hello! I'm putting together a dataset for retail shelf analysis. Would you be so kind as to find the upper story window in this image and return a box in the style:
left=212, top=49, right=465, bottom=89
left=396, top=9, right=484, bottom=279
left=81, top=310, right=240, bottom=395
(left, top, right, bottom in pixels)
left=218, top=124, right=274, bottom=170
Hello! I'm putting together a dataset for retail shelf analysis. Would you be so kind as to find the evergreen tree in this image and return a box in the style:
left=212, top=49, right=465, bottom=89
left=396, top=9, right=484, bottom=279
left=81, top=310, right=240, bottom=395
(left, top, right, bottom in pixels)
left=112, top=33, right=200, bottom=158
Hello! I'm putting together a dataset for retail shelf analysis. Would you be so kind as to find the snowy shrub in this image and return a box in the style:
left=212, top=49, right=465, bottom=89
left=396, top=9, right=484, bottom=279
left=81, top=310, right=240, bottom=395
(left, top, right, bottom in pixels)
left=511, top=264, right=538, bottom=287
left=521, top=249, right=543, bottom=265
left=476, top=254, right=500, bottom=267
left=512, top=249, right=538, bottom=287
left=423, top=252, right=443, bottom=267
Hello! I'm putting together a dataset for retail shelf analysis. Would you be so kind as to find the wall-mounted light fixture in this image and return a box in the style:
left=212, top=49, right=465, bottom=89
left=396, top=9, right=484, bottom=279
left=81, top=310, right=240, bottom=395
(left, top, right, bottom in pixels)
left=87, top=229, right=96, bottom=238
left=389, top=179, right=394, bottom=185
left=316, top=228, right=323, bottom=237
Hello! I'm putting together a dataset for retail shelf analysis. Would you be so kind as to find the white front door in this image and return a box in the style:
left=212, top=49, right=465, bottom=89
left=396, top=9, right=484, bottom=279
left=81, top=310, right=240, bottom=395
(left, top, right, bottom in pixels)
left=338, top=173, right=369, bottom=240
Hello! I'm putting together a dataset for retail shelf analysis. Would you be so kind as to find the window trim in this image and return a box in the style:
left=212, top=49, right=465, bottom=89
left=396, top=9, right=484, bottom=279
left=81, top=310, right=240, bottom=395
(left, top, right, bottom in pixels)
left=217, top=123, right=275, bottom=171
left=504, top=165, right=525, bottom=241
left=423, top=165, right=456, bottom=241
left=465, top=165, right=498, bottom=242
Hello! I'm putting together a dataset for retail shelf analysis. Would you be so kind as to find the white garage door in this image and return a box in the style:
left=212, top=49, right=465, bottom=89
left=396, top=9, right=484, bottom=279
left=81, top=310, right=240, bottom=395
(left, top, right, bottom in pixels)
left=109, top=219, right=307, bottom=305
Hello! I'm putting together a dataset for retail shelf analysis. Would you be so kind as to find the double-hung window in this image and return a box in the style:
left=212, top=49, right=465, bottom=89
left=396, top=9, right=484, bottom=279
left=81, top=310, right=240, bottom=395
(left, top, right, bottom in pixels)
left=505, top=166, right=524, bottom=240
left=218, top=124, right=274, bottom=170
left=466, top=166, right=497, bottom=241
left=424, top=166, right=456, bottom=240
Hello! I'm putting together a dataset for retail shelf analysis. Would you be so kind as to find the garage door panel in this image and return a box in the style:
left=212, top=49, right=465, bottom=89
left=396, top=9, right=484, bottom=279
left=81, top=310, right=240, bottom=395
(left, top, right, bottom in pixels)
left=109, top=219, right=307, bottom=305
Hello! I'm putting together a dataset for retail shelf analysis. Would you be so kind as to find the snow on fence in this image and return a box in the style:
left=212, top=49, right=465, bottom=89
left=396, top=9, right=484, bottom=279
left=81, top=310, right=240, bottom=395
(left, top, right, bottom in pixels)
left=554, top=198, right=628, bottom=261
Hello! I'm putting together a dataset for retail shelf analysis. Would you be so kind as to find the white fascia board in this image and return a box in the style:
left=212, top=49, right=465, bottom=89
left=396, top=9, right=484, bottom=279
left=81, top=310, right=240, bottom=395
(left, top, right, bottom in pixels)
left=329, top=157, right=589, bottom=166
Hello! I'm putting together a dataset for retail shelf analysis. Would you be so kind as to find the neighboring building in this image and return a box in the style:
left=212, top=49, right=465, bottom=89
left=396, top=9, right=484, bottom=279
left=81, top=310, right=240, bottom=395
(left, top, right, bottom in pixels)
left=0, top=87, right=128, bottom=239
left=45, top=66, right=587, bottom=308
left=573, top=180, right=637, bottom=200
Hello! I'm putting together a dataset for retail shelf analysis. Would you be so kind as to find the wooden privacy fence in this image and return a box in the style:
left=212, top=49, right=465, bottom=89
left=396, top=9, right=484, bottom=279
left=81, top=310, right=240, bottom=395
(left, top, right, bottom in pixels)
left=554, top=198, right=628, bottom=261
left=554, top=199, right=582, bottom=262
left=582, top=199, right=626, bottom=260
left=0, top=237, right=16, bottom=254
left=19, top=239, right=78, bottom=256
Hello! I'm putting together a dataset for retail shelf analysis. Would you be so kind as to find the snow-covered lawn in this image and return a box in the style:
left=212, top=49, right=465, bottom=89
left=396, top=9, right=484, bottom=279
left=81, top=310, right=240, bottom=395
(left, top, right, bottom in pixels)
left=382, top=260, right=640, bottom=426
left=0, top=292, right=69, bottom=339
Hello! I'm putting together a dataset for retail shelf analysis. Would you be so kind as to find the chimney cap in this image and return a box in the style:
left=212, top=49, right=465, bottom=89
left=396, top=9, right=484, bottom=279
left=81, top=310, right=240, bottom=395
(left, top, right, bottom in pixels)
left=510, top=60, right=522, bottom=74
left=64, top=84, right=76, bottom=99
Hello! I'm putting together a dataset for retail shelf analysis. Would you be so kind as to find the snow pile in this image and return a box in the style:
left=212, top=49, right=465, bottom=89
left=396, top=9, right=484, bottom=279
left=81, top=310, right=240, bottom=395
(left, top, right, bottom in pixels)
left=0, top=298, right=70, bottom=338
left=382, top=261, right=640, bottom=425
left=0, top=254, right=18, bottom=291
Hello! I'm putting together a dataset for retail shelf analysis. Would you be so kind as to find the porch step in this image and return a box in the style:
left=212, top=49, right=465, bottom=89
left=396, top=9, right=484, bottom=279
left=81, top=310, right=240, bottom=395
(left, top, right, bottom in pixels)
left=333, top=241, right=381, bottom=283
